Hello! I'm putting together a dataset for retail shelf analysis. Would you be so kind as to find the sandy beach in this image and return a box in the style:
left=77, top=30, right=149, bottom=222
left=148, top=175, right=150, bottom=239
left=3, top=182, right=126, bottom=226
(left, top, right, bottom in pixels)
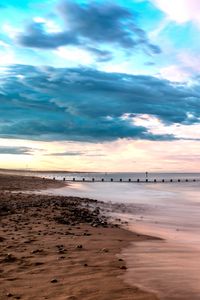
left=0, top=173, right=159, bottom=300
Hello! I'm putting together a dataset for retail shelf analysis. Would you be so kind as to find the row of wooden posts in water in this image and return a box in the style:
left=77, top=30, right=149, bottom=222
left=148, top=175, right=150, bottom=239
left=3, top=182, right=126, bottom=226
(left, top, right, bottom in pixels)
left=52, top=177, right=199, bottom=183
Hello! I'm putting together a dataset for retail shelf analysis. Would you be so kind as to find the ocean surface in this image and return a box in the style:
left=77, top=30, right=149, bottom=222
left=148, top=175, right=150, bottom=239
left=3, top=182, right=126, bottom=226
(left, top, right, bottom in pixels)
left=36, top=171, right=200, bottom=182
left=21, top=172, right=200, bottom=299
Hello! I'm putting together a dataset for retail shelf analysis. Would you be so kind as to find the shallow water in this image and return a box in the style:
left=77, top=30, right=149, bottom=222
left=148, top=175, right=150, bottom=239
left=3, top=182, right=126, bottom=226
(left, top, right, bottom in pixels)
left=40, top=181, right=200, bottom=299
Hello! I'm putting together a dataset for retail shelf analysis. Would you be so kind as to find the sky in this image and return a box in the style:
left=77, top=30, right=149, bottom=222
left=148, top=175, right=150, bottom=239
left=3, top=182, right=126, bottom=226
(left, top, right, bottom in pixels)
left=1, top=0, right=200, bottom=172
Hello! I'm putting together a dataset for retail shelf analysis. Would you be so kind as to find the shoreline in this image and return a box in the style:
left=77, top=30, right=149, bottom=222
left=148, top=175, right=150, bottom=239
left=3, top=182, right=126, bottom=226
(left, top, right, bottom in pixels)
left=0, top=174, right=159, bottom=300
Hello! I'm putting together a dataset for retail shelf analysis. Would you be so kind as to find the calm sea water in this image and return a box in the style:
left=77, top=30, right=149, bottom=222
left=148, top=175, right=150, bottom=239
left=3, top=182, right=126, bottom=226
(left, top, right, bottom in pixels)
left=37, top=171, right=200, bottom=182
left=15, top=171, right=200, bottom=299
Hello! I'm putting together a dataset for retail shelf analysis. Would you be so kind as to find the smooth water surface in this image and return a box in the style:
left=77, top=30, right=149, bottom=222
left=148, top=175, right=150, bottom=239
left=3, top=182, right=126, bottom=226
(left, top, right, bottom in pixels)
left=14, top=170, right=200, bottom=182
left=39, top=180, right=200, bottom=299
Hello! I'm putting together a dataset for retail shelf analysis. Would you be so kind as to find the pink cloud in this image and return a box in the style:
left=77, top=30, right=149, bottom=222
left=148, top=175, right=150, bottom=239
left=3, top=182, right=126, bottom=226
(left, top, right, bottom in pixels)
left=152, top=0, right=200, bottom=24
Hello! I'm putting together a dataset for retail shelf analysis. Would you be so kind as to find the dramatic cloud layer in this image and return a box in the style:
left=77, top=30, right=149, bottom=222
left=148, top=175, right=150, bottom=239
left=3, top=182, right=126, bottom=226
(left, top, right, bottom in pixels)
left=0, top=64, right=199, bottom=142
left=1, top=0, right=200, bottom=171
left=17, top=1, right=161, bottom=59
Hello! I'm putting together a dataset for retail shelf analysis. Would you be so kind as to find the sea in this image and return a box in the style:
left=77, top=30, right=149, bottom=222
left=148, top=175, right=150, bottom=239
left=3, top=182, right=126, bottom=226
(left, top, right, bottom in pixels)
left=10, top=171, right=200, bottom=299
left=33, top=171, right=200, bottom=182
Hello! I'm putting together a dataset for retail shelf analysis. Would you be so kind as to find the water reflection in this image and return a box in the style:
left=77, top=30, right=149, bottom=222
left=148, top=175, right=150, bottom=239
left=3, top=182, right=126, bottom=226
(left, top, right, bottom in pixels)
left=123, top=240, right=200, bottom=300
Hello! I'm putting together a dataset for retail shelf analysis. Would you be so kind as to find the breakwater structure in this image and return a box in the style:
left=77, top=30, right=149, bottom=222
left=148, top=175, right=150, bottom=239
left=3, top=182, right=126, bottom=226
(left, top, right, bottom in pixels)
left=51, top=177, right=199, bottom=183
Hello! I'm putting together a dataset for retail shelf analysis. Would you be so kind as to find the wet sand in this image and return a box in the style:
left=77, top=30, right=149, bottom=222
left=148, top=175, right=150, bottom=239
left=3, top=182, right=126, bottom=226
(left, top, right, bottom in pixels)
left=0, top=173, right=66, bottom=191
left=0, top=174, right=158, bottom=300
left=122, top=239, right=200, bottom=300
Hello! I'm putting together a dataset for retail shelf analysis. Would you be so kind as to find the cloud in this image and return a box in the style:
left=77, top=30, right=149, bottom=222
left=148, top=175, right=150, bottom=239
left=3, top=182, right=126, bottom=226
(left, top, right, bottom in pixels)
left=151, top=0, right=200, bottom=24
left=133, top=114, right=200, bottom=140
left=158, top=52, right=200, bottom=82
left=46, top=150, right=105, bottom=156
left=0, top=64, right=200, bottom=143
left=159, top=65, right=190, bottom=82
left=18, top=22, right=78, bottom=49
left=17, top=0, right=161, bottom=59
left=0, top=40, right=15, bottom=65
left=0, top=146, right=32, bottom=155
left=164, top=154, right=200, bottom=161
left=46, top=151, right=83, bottom=156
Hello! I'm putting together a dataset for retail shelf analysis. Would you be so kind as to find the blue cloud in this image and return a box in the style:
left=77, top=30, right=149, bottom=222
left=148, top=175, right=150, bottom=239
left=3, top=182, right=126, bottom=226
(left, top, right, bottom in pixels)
left=0, top=146, right=32, bottom=155
left=0, top=64, right=199, bottom=142
left=18, top=22, right=79, bottom=49
left=17, top=0, right=161, bottom=59
left=46, top=151, right=105, bottom=156
left=46, top=151, right=84, bottom=156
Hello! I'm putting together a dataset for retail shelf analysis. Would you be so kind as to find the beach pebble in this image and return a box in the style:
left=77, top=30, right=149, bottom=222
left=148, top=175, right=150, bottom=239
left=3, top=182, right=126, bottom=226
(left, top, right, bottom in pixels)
left=101, top=248, right=109, bottom=252
left=31, top=249, right=43, bottom=254
left=58, top=249, right=66, bottom=254
left=4, top=254, right=17, bottom=263
left=6, top=292, right=13, bottom=297
left=0, top=236, right=5, bottom=242
left=83, top=232, right=91, bottom=236
left=58, top=256, right=66, bottom=260
left=34, top=262, right=44, bottom=266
